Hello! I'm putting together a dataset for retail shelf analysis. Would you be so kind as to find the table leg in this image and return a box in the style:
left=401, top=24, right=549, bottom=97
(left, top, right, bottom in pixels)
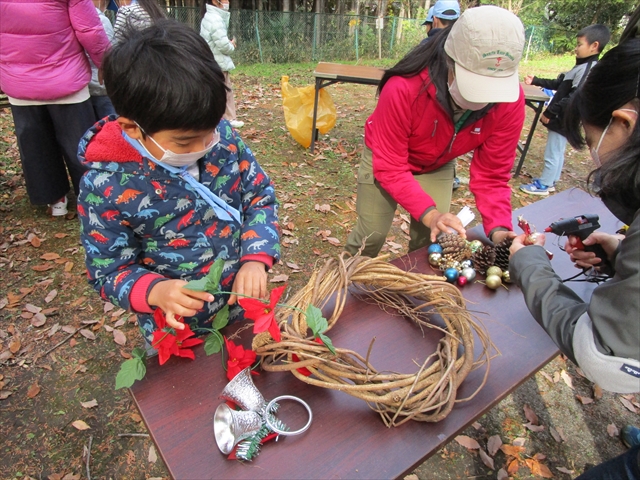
left=514, top=100, right=544, bottom=178
left=310, top=78, right=322, bottom=153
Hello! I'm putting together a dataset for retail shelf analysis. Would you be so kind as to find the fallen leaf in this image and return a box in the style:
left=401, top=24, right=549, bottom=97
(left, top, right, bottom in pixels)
left=103, top=325, right=114, bottom=333
left=48, top=323, right=61, bottom=337
left=71, top=420, right=91, bottom=430
left=79, top=329, right=96, bottom=341
left=69, top=338, right=77, bottom=347
left=27, top=382, right=41, bottom=398
left=120, top=349, right=132, bottom=359
left=314, top=203, right=331, bottom=213
left=534, top=453, right=547, bottom=461
left=148, top=445, right=157, bottom=463
left=523, top=404, right=539, bottom=425
left=497, top=468, right=509, bottom=480
left=25, top=304, right=42, bottom=313
left=576, top=394, right=594, bottom=405
left=556, top=426, right=567, bottom=442
left=325, top=237, right=341, bottom=246
left=31, top=313, right=47, bottom=327
left=556, top=466, right=574, bottom=474
left=593, top=384, right=603, bottom=400
left=113, top=329, right=127, bottom=346
left=62, top=473, right=81, bottom=480
left=454, top=435, right=480, bottom=450
left=526, top=458, right=554, bottom=478
left=131, top=413, right=142, bottom=423
left=619, top=396, right=637, bottom=413
left=487, top=434, right=502, bottom=456
left=478, top=448, right=494, bottom=470
left=29, top=235, right=42, bottom=248
left=560, top=370, right=574, bottom=389
left=64, top=261, right=74, bottom=272
left=21, top=312, right=33, bottom=319
left=9, top=338, right=21, bottom=353
left=0, top=391, right=13, bottom=400
left=31, top=264, right=53, bottom=272
left=270, top=274, right=289, bottom=283
left=111, top=308, right=126, bottom=318
left=114, top=318, right=126, bottom=328
left=539, top=371, right=554, bottom=384
left=512, top=437, right=527, bottom=447
left=471, top=421, right=482, bottom=430
left=44, top=290, right=58, bottom=303
left=80, top=399, right=98, bottom=409
left=41, top=253, right=61, bottom=261
left=549, top=426, right=562, bottom=443
left=54, top=233, right=68, bottom=238
left=607, top=424, right=619, bottom=437
left=507, top=458, right=520, bottom=475
left=285, top=261, right=300, bottom=270
left=500, top=444, right=525, bottom=457
left=61, top=325, right=76, bottom=334
left=525, top=422, right=545, bottom=432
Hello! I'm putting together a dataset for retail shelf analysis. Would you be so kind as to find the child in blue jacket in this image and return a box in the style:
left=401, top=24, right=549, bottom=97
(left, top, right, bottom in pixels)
left=77, top=20, right=280, bottom=340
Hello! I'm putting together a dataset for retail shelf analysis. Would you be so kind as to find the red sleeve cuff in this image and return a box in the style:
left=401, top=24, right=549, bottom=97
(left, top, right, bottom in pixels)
left=129, top=274, right=166, bottom=313
left=241, top=253, right=274, bottom=269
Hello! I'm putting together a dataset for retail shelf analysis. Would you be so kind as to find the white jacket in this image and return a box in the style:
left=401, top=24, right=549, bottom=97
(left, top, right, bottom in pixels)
left=200, top=4, right=235, bottom=72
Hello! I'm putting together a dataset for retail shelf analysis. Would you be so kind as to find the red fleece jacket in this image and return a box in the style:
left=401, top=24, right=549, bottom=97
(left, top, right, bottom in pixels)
left=365, top=69, right=525, bottom=235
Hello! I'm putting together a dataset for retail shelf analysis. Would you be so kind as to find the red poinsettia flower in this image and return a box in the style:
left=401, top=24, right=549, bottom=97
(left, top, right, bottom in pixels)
left=238, top=285, right=285, bottom=342
left=292, top=354, right=312, bottom=377
left=152, top=309, right=203, bottom=365
left=224, top=337, right=257, bottom=381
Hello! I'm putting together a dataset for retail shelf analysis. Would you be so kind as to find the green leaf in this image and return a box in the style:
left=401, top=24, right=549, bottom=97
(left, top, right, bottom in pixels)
left=305, top=305, right=327, bottom=336
left=204, top=332, right=223, bottom=356
left=212, top=304, right=230, bottom=330
left=206, top=258, right=226, bottom=291
left=184, top=277, right=209, bottom=292
left=131, top=347, right=146, bottom=360
left=115, top=358, right=146, bottom=390
left=318, top=333, right=336, bottom=355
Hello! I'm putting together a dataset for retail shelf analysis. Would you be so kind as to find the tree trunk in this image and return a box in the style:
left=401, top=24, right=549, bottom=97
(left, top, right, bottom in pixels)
left=283, top=0, right=290, bottom=11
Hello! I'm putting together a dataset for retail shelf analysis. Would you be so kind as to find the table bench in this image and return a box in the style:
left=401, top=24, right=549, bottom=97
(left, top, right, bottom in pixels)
left=131, top=188, right=620, bottom=479
left=309, top=62, right=549, bottom=178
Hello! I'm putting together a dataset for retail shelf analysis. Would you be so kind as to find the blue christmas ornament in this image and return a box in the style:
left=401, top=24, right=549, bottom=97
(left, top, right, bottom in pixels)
left=427, top=244, right=443, bottom=255
left=444, top=268, right=459, bottom=283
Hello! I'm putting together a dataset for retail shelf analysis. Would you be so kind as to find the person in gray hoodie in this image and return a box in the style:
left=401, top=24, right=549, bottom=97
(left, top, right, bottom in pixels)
left=509, top=35, right=640, bottom=479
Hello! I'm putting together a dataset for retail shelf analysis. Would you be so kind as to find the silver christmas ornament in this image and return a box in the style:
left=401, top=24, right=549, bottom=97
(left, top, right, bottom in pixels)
left=428, top=252, right=442, bottom=267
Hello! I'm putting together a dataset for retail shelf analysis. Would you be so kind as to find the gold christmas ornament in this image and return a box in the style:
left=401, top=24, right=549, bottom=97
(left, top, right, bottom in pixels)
left=485, top=274, right=502, bottom=290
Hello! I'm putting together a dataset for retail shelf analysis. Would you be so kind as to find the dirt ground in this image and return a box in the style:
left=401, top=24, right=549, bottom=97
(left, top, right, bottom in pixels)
left=1, top=73, right=638, bottom=480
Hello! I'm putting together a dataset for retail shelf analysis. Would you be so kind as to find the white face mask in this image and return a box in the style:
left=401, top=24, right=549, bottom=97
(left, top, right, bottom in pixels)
left=136, top=123, right=219, bottom=167
left=218, top=1, right=229, bottom=10
left=447, top=77, right=488, bottom=111
left=589, top=109, right=638, bottom=168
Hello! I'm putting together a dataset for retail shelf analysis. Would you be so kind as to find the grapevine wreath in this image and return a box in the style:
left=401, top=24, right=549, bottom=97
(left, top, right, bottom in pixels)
left=253, top=253, right=495, bottom=427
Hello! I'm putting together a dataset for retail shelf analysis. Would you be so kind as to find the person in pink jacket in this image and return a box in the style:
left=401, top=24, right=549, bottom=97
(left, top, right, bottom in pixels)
left=345, top=6, right=526, bottom=257
left=0, top=0, right=110, bottom=216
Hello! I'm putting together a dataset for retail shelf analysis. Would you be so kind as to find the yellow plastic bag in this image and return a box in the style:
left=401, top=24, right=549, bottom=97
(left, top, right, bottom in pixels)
left=281, top=75, right=336, bottom=148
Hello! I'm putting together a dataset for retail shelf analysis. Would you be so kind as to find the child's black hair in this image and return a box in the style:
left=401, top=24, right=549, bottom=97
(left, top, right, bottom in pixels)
left=103, top=19, right=228, bottom=135
left=577, top=24, right=611, bottom=52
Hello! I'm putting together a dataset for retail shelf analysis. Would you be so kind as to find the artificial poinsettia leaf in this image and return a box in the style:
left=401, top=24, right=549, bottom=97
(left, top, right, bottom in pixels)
left=184, top=277, right=209, bottom=292
left=204, top=332, right=223, bottom=356
left=115, top=357, right=146, bottom=390
left=212, top=305, right=229, bottom=330
left=206, top=258, right=226, bottom=292
left=305, top=305, right=327, bottom=336
left=131, top=347, right=146, bottom=360
left=318, top=333, right=336, bottom=355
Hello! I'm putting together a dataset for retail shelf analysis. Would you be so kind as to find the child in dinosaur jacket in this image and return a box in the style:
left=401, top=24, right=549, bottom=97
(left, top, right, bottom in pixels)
left=77, top=20, right=279, bottom=341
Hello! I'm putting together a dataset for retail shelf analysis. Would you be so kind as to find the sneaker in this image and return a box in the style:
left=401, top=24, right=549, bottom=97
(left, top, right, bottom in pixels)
left=548, top=182, right=557, bottom=193
left=49, top=196, right=68, bottom=217
left=621, top=425, right=640, bottom=448
left=452, top=177, right=461, bottom=190
left=229, top=120, right=244, bottom=128
left=520, top=179, right=551, bottom=196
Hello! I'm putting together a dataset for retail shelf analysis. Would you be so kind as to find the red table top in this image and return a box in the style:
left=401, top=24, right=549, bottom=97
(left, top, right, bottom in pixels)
left=131, top=188, right=621, bottom=479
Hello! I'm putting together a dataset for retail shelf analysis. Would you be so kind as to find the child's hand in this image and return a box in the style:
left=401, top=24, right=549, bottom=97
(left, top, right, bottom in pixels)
left=227, top=261, right=267, bottom=305
left=524, top=74, right=534, bottom=85
left=509, top=232, right=546, bottom=257
left=148, top=280, right=214, bottom=330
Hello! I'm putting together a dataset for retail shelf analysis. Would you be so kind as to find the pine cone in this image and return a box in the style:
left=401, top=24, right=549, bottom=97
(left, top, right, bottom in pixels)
left=472, top=245, right=496, bottom=275
left=438, top=233, right=472, bottom=262
left=494, top=237, right=513, bottom=271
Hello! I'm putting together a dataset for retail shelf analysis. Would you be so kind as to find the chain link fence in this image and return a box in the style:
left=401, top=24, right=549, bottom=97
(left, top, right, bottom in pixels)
left=111, top=7, right=554, bottom=65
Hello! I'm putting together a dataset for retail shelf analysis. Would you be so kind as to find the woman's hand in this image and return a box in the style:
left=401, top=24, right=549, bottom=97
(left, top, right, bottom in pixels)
left=491, top=230, right=517, bottom=245
left=422, top=210, right=466, bottom=242
left=565, top=232, right=622, bottom=269
left=148, top=280, right=214, bottom=330
left=227, top=261, right=267, bottom=305
left=509, top=232, right=546, bottom=257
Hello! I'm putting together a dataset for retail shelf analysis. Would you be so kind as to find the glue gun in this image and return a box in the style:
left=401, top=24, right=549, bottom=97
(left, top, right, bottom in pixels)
left=544, top=214, right=608, bottom=264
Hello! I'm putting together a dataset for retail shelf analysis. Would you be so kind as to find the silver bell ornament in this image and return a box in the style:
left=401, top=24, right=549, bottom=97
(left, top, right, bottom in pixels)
left=460, top=259, right=473, bottom=269
left=461, top=267, right=476, bottom=282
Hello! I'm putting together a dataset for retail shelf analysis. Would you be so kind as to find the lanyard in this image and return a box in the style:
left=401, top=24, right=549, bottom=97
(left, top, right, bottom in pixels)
left=122, top=132, right=241, bottom=224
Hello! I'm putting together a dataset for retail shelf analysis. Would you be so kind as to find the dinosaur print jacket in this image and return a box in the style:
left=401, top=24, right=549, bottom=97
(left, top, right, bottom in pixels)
left=77, top=117, right=280, bottom=339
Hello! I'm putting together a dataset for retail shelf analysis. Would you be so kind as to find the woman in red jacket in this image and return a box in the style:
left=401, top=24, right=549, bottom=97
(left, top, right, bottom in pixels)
left=345, top=5, right=525, bottom=257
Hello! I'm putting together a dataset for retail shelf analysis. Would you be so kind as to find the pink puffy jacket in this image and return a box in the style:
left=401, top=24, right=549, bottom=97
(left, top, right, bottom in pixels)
left=0, top=0, right=111, bottom=101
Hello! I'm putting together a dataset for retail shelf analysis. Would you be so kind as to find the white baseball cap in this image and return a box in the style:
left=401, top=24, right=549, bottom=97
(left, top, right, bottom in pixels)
left=444, top=5, right=525, bottom=103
